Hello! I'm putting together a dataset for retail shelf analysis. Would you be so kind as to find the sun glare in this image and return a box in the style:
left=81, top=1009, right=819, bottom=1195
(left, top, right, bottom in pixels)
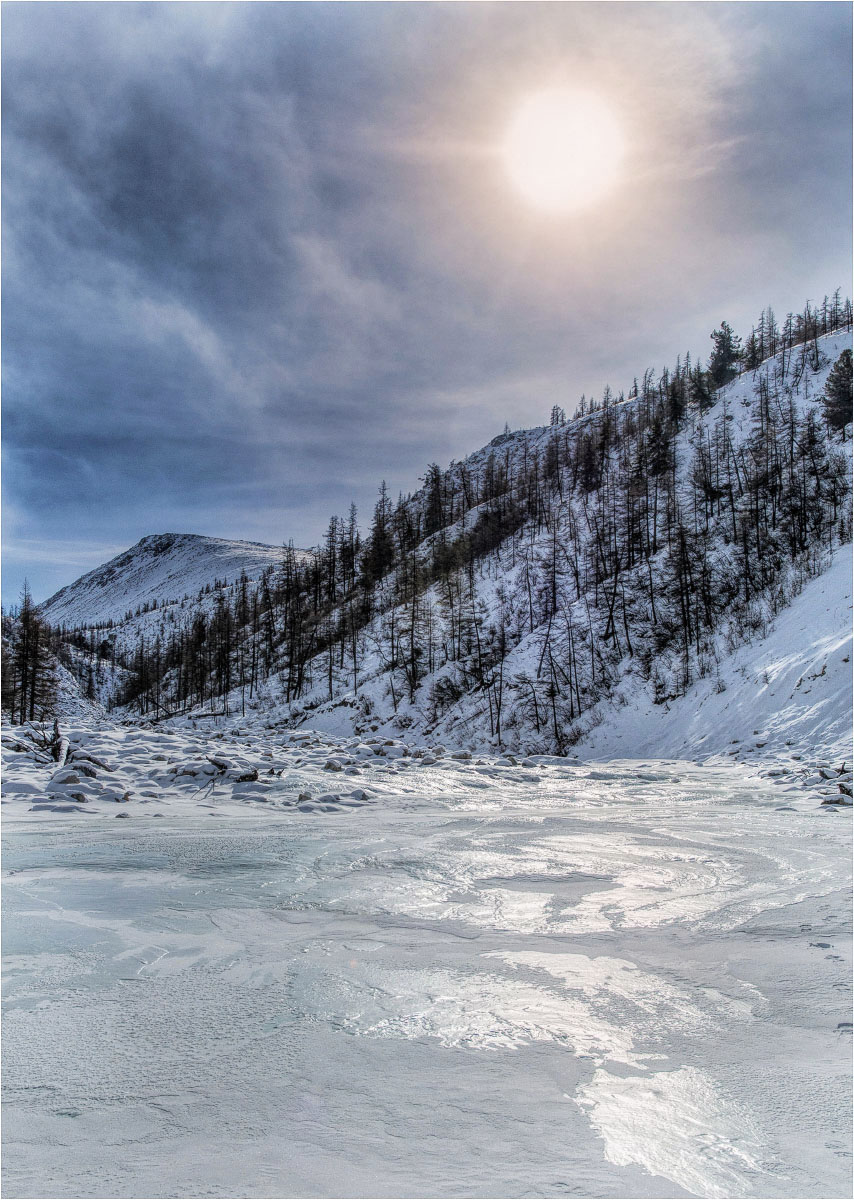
left=503, top=88, right=624, bottom=213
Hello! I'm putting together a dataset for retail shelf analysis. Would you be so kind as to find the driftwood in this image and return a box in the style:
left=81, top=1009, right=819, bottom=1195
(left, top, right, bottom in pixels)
left=50, top=720, right=70, bottom=768
left=69, top=750, right=116, bottom=773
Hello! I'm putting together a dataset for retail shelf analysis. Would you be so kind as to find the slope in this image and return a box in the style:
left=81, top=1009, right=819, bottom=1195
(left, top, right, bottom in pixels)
left=581, top=541, right=853, bottom=764
left=34, top=306, right=852, bottom=758
left=40, top=533, right=296, bottom=629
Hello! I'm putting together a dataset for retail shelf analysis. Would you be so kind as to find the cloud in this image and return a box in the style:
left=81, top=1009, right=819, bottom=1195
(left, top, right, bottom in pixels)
left=2, top=1, right=850, bottom=604
left=4, top=538, right=129, bottom=572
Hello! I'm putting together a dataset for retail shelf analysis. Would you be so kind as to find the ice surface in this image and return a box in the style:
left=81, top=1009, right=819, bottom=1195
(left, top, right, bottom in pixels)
left=2, top=729, right=852, bottom=1198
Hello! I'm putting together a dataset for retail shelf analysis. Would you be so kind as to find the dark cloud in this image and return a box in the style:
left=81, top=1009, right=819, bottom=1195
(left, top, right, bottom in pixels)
left=3, top=1, right=851, bottom=602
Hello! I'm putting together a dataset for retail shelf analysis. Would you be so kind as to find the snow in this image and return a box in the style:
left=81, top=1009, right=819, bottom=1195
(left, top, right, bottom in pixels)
left=177, top=330, right=851, bottom=756
left=2, top=721, right=851, bottom=1198
left=582, top=543, right=853, bottom=765
left=39, top=533, right=304, bottom=630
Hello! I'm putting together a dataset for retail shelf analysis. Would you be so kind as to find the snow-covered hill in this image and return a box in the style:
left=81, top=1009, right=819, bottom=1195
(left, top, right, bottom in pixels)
left=238, top=542, right=852, bottom=770
left=39, top=533, right=298, bottom=629
left=24, top=320, right=853, bottom=768
left=582, top=541, right=853, bottom=764
left=217, top=328, right=851, bottom=760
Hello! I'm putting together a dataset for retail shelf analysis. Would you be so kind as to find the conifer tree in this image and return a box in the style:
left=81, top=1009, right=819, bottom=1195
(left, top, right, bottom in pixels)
left=2, top=582, right=57, bottom=723
left=822, top=349, right=853, bottom=437
left=708, top=321, right=742, bottom=388
left=364, top=481, right=395, bottom=585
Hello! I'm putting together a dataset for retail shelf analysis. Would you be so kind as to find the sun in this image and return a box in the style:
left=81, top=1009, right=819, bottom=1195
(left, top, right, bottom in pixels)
left=503, top=88, right=624, bottom=214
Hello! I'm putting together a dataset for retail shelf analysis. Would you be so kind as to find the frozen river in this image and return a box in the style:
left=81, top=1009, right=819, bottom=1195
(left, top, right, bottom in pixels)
left=2, top=740, right=852, bottom=1198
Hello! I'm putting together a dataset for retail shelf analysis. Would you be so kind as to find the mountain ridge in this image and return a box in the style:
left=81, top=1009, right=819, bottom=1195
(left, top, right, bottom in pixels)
left=39, top=532, right=304, bottom=630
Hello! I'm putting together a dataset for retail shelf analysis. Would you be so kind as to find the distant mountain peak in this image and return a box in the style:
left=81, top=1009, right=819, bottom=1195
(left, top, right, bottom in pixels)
left=40, top=532, right=299, bottom=630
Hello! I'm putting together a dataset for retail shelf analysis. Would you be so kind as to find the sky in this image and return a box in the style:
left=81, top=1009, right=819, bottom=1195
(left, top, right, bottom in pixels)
left=3, top=1, right=851, bottom=605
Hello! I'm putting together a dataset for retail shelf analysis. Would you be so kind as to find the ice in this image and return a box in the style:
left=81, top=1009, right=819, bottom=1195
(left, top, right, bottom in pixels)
left=2, top=727, right=852, bottom=1198
left=577, top=1066, right=769, bottom=1199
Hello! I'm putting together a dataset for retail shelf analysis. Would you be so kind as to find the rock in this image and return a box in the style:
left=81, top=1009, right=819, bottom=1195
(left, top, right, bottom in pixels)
left=51, top=771, right=80, bottom=785
left=451, top=751, right=472, bottom=761
left=298, top=792, right=312, bottom=803
left=115, top=812, right=130, bottom=818
left=234, top=768, right=259, bottom=783
left=324, top=760, right=343, bottom=772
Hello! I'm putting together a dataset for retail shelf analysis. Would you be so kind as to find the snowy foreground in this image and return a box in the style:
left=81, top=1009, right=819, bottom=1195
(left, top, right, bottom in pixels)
left=3, top=724, right=852, bottom=1199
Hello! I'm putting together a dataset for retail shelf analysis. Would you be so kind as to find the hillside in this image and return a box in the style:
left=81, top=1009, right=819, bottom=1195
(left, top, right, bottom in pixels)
left=9, top=302, right=852, bottom=757
left=39, top=533, right=299, bottom=629
left=189, top=323, right=851, bottom=758
left=238, top=540, right=853, bottom=770
left=581, top=541, right=853, bottom=764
